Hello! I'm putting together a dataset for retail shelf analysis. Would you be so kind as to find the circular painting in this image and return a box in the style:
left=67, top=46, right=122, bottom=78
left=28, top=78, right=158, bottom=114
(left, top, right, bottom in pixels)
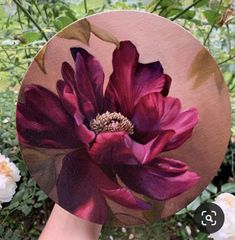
left=16, top=10, right=231, bottom=226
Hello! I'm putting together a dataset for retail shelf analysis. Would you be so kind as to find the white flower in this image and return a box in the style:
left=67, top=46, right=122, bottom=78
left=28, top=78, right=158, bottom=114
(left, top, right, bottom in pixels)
left=209, top=193, right=235, bottom=240
left=0, top=154, right=21, bottom=209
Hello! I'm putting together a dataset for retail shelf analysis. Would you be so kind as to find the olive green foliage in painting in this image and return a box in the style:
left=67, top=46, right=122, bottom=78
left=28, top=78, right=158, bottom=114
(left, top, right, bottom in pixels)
left=0, top=0, right=234, bottom=239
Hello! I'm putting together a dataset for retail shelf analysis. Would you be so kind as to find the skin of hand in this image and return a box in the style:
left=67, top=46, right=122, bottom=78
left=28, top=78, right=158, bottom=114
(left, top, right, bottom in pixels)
left=39, top=204, right=102, bottom=240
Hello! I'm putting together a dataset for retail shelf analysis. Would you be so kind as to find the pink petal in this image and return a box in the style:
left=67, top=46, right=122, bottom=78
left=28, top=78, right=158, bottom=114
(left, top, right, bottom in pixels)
left=160, top=97, right=199, bottom=151
left=104, top=41, right=171, bottom=118
left=115, top=157, right=199, bottom=201
left=132, top=93, right=199, bottom=151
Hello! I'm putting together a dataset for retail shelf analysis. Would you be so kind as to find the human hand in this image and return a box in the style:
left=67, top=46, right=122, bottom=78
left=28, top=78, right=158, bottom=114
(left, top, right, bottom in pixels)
left=39, top=204, right=102, bottom=240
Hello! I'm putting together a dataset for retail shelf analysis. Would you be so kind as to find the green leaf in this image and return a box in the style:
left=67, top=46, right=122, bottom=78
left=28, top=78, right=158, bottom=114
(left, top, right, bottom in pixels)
left=221, top=183, right=235, bottom=193
left=54, top=16, right=74, bottom=31
left=175, top=208, right=187, bottom=215
left=0, top=225, right=4, bottom=235
left=181, top=10, right=196, bottom=19
left=206, top=183, right=218, bottom=194
left=20, top=205, right=32, bottom=216
left=187, top=196, right=201, bottom=211
left=200, top=190, right=211, bottom=202
left=7, top=201, right=19, bottom=210
left=33, top=203, right=42, bottom=208
left=11, top=190, right=24, bottom=204
left=36, top=190, right=48, bottom=201
left=195, top=232, right=208, bottom=240
left=195, top=0, right=209, bottom=8
left=203, top=10, right=220, bottom=25
left=23, top=32, right=42, bottom=43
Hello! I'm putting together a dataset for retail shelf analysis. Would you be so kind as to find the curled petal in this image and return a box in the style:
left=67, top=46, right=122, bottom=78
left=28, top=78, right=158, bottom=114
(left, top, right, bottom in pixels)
left=57, top=149, right=150, bottom=224
left=16, top=84, right=81, bottom=148
left=104, top=40, right=171, bottom=118
left=132, top=93, right=198, bottom=150
left=162, top=108, right=199, bottom=151
left=71, top=48, right=105, bottom=121
left=115, top=157, right=199, bottom=201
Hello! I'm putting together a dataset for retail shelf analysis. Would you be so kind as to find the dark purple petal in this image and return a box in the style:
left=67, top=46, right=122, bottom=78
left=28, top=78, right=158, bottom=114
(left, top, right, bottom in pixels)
left=56, top=80, right=95, bottom=144
left=115, top=157, right=199, bottom=201
left=57, top=149, right=150, bottom=224
left=61, top=62, right=76, bottom=90
left=132, top=93, right=165, bottom=143
left=57, top=149, right=108, bottom=224
left=104, top=41, right=171, bottom=118
left=71, top=48, right=105, bottom=121
left=16, top=84, right=81, bottom=148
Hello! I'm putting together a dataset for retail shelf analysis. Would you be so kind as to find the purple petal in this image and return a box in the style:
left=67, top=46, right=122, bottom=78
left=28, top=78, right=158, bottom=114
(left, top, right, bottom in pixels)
left=132, top=93, right=165, bottom=143
left=57, top=80, right=95, bottom=144
left=57, top=149, right=108, bottom=224
left=16, top=84, right=81, bottom=148
left=57, top=149, right=150, bottom=224
left=61, top=62, right=76, bottom=90
left=132, top=93, right=198, bottom=150
left=71, top=48, right=105, bottom=121
left=90, top=130, right=175, bottom=165
left=90, top=132, right=139, bottom=165
left=160, top=98, right=199, bottom=151
left=104, top=41, right=171, bottom=118
left=115, top=157, right=199, bottom=201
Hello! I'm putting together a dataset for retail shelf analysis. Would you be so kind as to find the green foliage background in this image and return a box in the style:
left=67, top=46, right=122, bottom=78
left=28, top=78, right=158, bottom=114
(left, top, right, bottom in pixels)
left=0, top=0, right=234, bottom=239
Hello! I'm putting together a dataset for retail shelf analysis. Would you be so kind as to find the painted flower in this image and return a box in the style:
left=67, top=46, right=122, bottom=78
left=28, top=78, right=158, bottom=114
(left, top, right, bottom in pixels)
left=0, top=154, right=21, bottom=208
left=210, top=193, right=235, bottom=240
left=16, top=40, right=199, bottom=223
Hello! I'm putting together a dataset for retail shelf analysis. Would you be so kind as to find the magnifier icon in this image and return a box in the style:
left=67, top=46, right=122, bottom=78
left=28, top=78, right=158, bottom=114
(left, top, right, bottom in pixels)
left=205, top=215, right=213, bottom=222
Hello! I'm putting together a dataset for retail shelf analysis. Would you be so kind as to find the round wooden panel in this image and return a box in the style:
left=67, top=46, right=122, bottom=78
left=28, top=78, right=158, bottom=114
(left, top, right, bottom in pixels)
left=16, top=11, right=231, bottom=226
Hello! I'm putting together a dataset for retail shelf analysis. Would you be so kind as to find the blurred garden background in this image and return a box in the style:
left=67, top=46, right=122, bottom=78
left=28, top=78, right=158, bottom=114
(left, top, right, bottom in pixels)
left=0, top=0, right=235, bottom=239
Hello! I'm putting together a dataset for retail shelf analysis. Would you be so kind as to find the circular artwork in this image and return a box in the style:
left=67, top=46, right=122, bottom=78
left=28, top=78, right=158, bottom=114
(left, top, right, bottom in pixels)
left=16, top=10, right=231, bottom=226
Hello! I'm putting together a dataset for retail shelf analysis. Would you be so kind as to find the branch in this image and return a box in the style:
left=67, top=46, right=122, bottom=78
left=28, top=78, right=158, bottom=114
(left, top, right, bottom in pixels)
left=171, top=0, right=203, bottom=21
left=13, top=0, right=48, bottom=41
left=218, top=55, right=235, bottom=65
left=203, top=23, right=215, bottom=45
left=84, top=0, right=88, bottom=13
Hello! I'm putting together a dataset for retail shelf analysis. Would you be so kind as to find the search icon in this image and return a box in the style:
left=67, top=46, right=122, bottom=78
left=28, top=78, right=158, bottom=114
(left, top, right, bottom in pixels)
left=205, top=214, right=213, bottom=222
left=194, top=203, right=225, bottom=234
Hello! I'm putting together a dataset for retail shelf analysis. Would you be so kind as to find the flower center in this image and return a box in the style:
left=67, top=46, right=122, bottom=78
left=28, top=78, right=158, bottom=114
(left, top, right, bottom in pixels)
left=90, top=111, right=134, bottom=135
left=0, top=162, right=12, bottom=177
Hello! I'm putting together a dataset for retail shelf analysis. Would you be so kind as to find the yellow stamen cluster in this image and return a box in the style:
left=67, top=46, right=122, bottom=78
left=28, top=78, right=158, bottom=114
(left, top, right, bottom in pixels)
left=90, top=111, right=134, bottom=135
